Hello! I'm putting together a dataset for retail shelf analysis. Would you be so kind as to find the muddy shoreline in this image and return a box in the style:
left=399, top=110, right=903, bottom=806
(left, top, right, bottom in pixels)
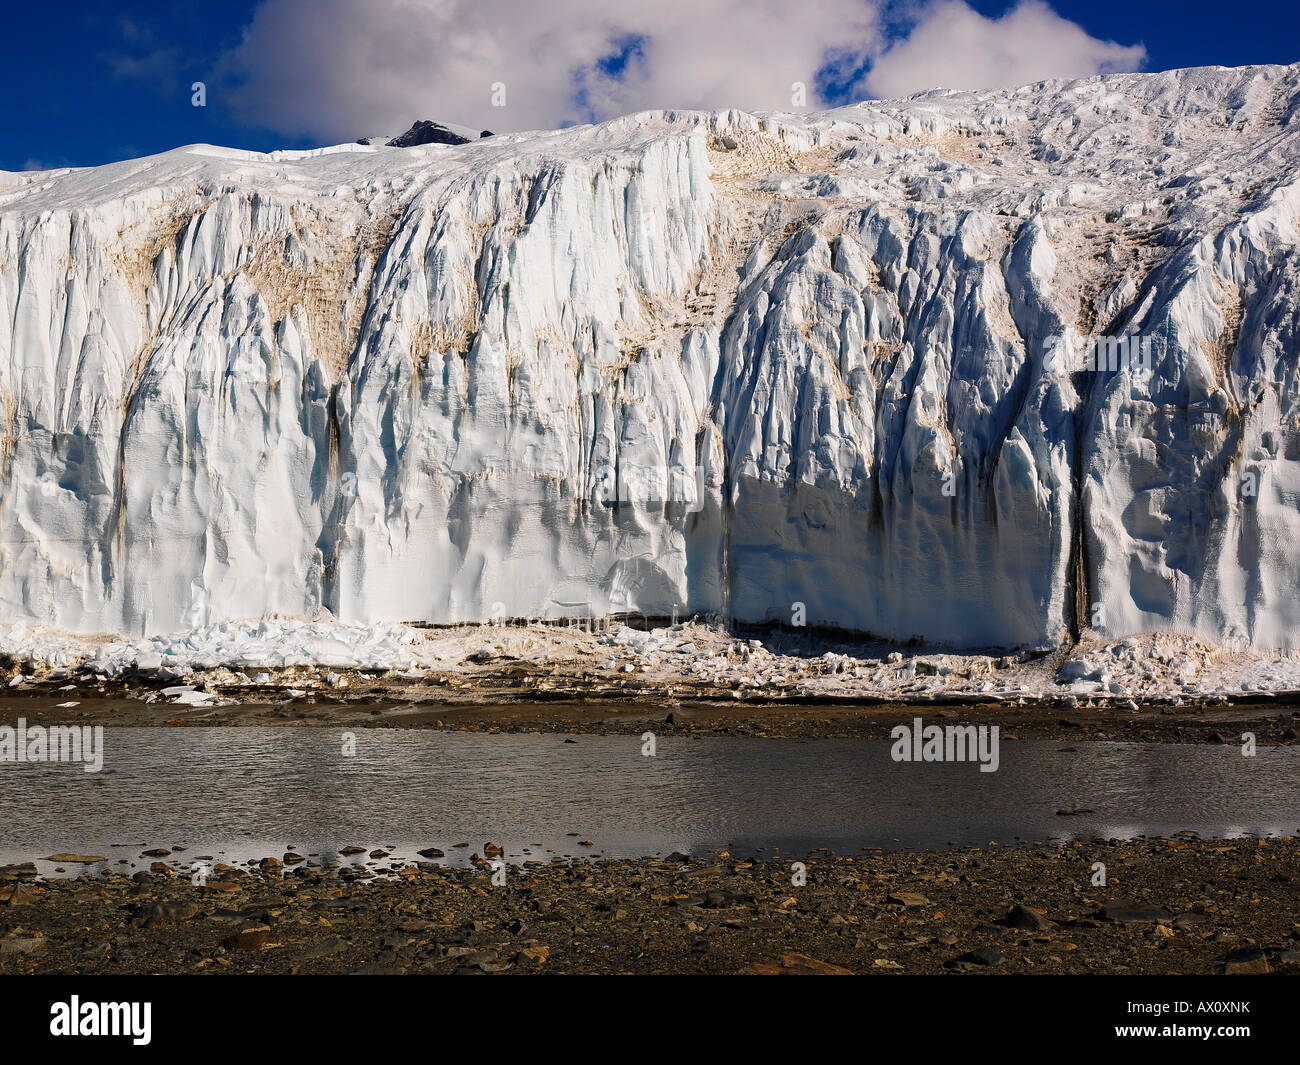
left=4, top=618, right=1300, bottom=742
left=3, top=839, right=1297, bottom=975
left=3, top=680, right=1299, bottom=744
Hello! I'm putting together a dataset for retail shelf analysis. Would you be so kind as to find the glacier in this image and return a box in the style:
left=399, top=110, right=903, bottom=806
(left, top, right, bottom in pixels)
left=1, top=63, right=1299, bottom=650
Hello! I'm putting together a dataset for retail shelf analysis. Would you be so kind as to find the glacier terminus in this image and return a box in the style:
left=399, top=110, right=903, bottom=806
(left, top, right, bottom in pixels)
left=1, top=63, right=1299, bottom=652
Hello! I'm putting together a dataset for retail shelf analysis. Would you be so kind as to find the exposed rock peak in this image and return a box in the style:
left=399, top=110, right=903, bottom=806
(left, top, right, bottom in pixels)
left=381, top=120, right=492, bottom=148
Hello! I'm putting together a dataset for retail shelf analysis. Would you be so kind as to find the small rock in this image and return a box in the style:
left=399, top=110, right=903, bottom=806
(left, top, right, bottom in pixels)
left=886, top=891, right=929, bottom=908
left=1222, top=947, right=1270, bottom=975
left=1098, top=900, right=1172, bottom=924
left=1004, top=904, right=1053, bottom=931
left=300, top=937, right=347, bottom=959
left=223, top=926, right=275, bottom=950
left=741, top=952, right=852, bottom=975
left=948, top=946, right=1005, bottom=968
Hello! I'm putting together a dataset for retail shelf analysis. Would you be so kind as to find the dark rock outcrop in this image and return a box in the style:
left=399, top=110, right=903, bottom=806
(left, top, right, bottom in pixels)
left=386, top=121, right=472, bottom=148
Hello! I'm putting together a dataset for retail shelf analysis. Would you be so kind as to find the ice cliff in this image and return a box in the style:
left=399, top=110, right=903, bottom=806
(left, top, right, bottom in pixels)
left=2, top=63, right=1299, bottom=648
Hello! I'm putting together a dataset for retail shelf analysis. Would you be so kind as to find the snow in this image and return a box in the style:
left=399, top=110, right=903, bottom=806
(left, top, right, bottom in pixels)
left=0, top=618, right=423, bottom=677
left=1, top=64, right=1300, bottom=653
left=0, top=615, right=1297, bottom=705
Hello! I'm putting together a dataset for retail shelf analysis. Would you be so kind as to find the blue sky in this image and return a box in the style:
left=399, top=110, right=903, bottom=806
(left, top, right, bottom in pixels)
left=3, top=0, right=1296, bottom=171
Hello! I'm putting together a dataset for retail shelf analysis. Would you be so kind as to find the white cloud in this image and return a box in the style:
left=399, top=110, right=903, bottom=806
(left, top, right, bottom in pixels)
left=214, top=0, right=1145, bottom=142
left=863, top=0, right=1146, bottom=100
left=217, top=0, right=877, bottom=141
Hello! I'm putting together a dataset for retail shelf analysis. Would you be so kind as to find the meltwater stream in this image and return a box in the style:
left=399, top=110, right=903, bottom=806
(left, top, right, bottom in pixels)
left=1, top=729, right=1296, bottom=876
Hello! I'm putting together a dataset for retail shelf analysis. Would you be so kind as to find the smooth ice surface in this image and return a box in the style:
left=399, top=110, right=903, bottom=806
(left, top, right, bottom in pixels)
left=3, top=64, right=1300, bottom=649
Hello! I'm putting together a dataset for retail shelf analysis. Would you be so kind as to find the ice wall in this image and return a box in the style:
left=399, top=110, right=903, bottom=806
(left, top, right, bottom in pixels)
left=1, top=63, right=1298, bottom=647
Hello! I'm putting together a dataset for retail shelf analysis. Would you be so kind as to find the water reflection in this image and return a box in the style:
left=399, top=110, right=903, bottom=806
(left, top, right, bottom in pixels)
left=0, top=729, right=1295, bottom=875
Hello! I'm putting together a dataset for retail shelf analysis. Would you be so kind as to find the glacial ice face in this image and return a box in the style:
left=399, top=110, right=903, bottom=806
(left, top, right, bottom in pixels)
left=1, top=63, right=1299, bottom=648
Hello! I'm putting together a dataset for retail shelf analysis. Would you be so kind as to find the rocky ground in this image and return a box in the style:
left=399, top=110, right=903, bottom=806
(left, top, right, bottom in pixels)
left=2, top=839, right=1297, bottom=975
left=5, top=618, right=1296, bottom=976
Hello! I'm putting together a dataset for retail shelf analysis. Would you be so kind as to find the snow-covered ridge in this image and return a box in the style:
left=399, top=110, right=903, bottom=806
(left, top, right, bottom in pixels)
left=2, top=64, right=1300, bottom=649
